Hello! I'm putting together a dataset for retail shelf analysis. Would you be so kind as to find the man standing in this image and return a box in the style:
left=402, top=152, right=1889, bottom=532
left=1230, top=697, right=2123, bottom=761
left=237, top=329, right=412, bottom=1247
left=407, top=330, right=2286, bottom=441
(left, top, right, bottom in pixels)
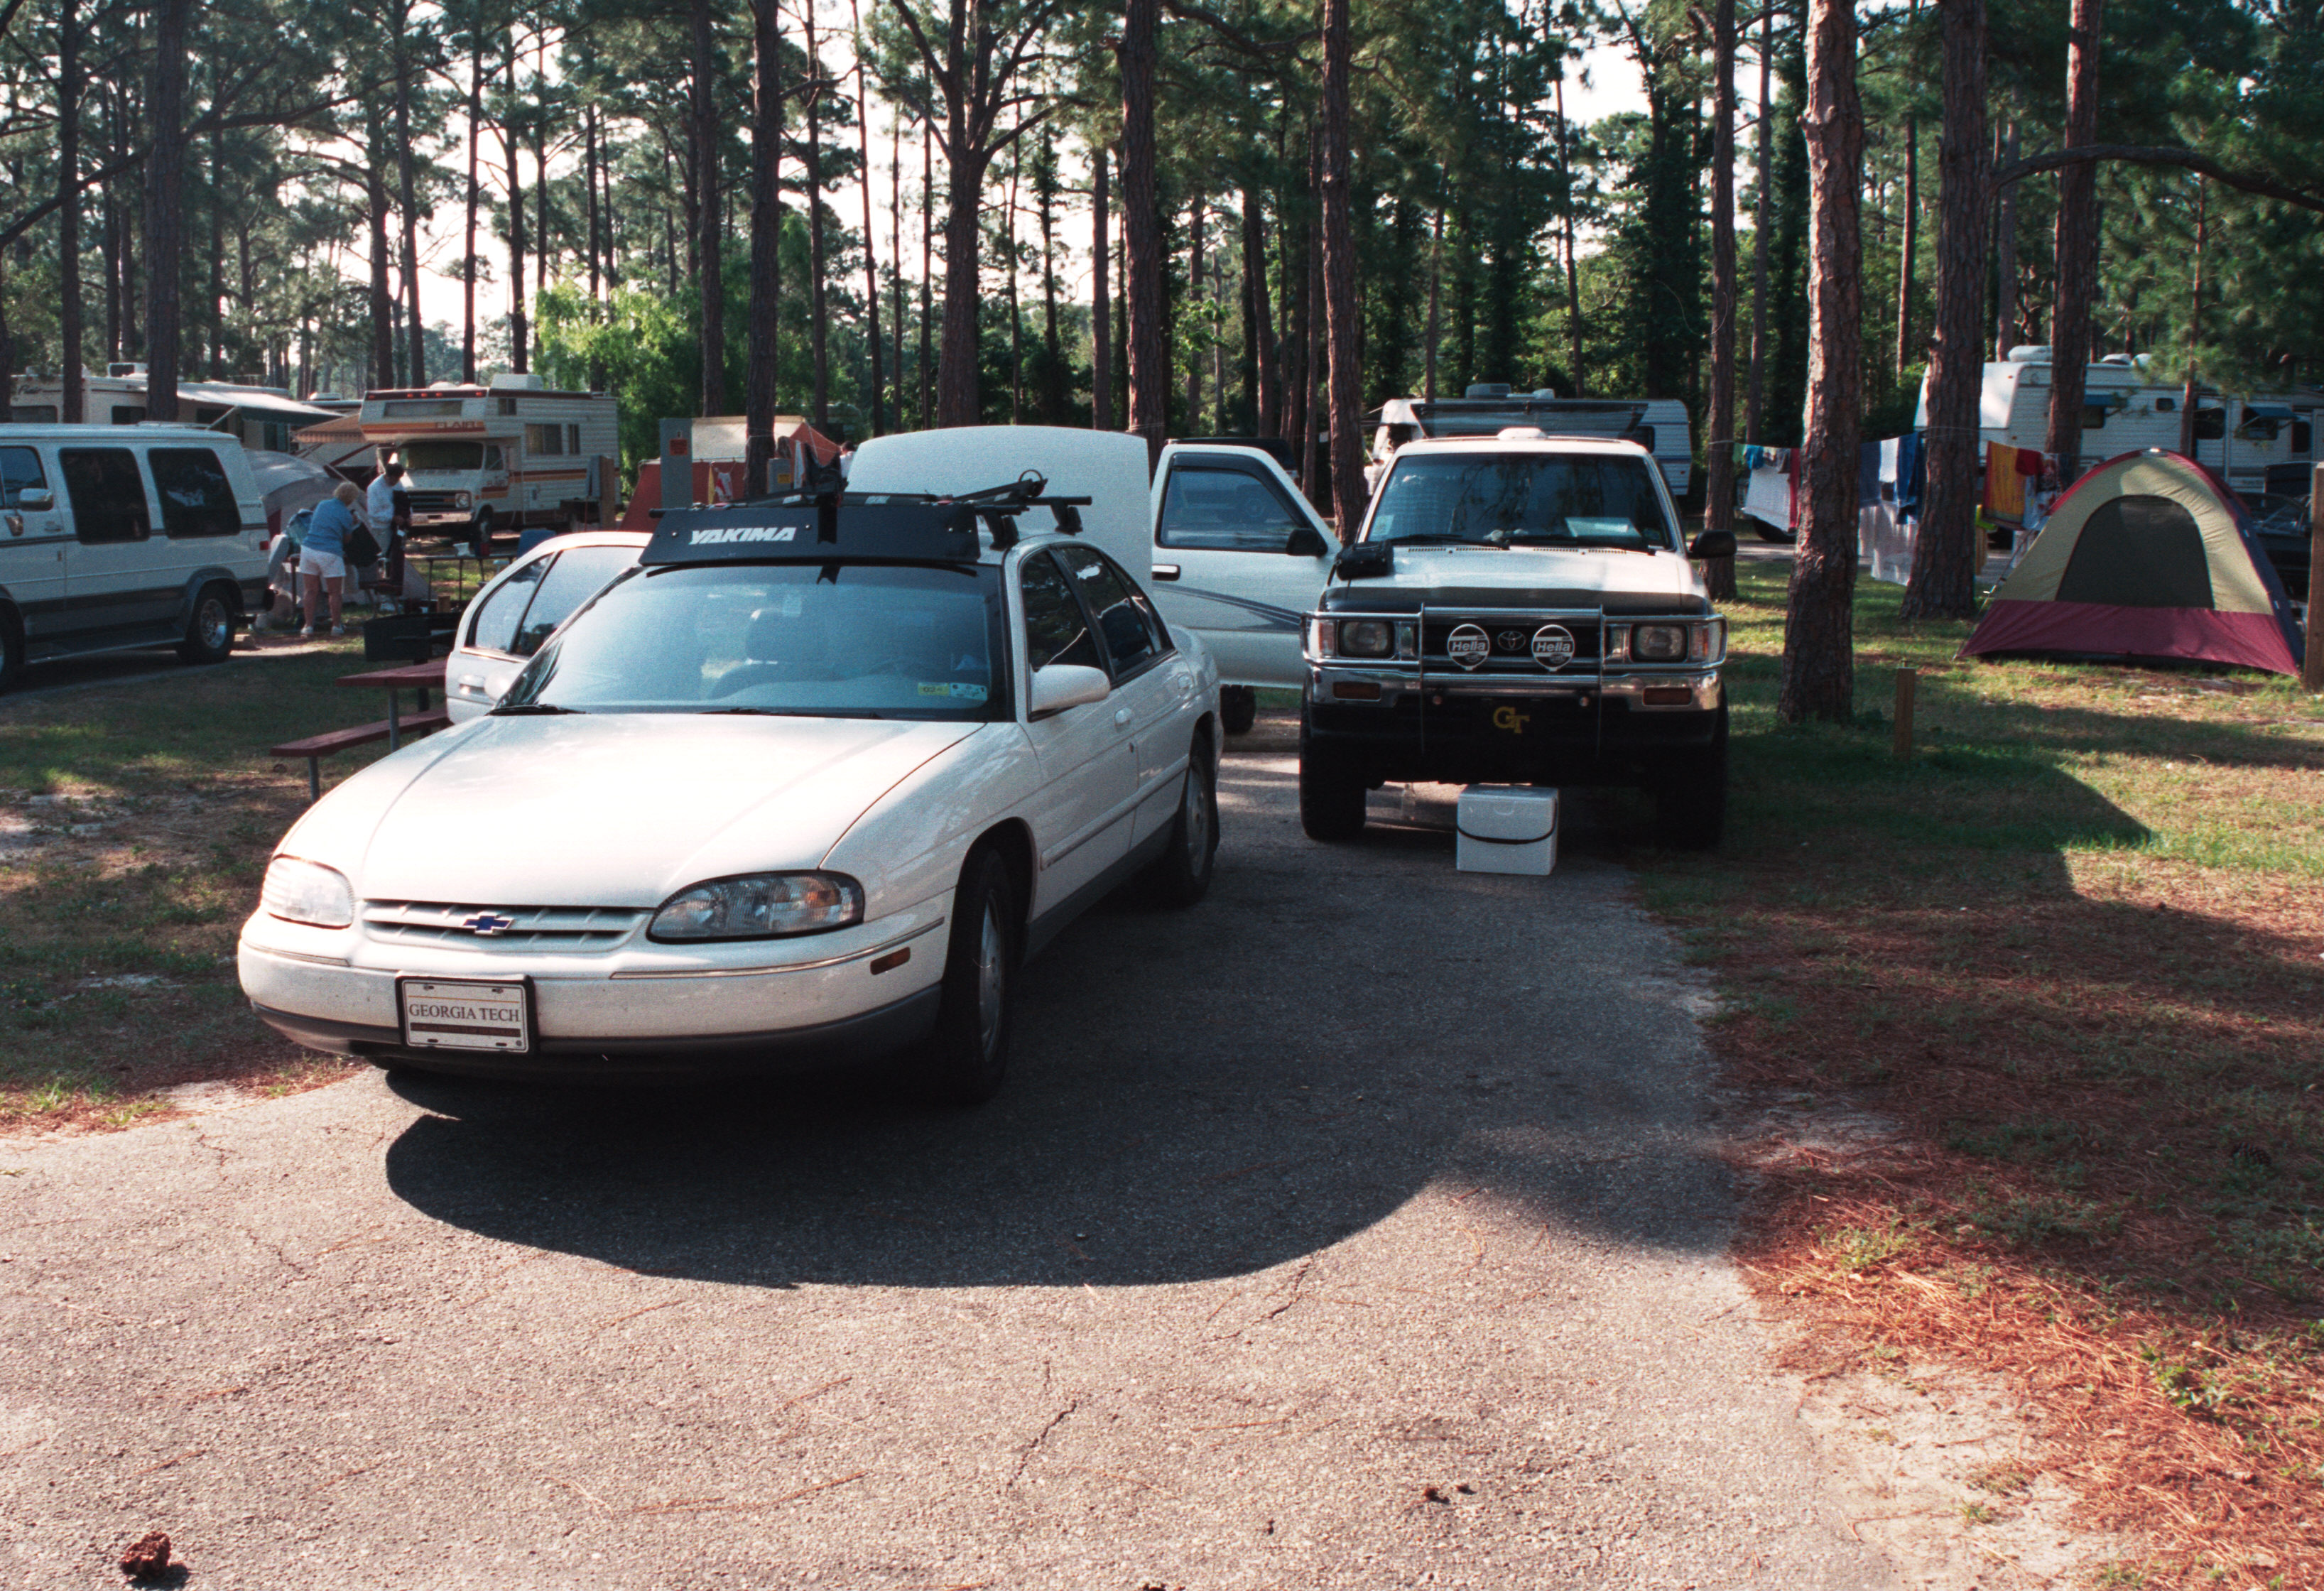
left=366, top=459, right=407, bottom=538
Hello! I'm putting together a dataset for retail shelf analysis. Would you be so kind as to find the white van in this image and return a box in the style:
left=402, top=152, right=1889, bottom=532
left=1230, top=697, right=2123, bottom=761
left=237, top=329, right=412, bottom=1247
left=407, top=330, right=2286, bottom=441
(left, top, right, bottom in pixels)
left=0, top=424, right=269, bottom=687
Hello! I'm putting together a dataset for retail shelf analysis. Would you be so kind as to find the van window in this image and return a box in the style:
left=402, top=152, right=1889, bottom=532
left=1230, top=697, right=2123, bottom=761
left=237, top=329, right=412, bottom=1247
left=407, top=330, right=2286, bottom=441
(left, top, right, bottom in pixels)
left=484, top=445, right=505, bottom=470
left=148, top=447, right=243, bottom=537
left=0, top=446, right=47, bottom=508
left=59, top=447, right=152, bottom=543
left=2193, top=408, right=2226, bottom=442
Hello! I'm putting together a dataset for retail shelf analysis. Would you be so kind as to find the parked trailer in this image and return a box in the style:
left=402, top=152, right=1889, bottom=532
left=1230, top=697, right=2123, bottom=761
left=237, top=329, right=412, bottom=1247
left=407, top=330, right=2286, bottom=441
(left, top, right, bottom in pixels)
left=1914, top=351, right=2320, bottom=501
left=341, top=374, right=619, bottom=543
left=8, top=369, right=336, bottom=457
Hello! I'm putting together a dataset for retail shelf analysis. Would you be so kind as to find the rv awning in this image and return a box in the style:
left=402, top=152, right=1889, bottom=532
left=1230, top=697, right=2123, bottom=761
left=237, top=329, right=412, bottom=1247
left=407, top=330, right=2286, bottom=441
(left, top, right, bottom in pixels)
left=2242, top=404, right=2294, bottom=420
left=295, top=414, right=367, bottom=448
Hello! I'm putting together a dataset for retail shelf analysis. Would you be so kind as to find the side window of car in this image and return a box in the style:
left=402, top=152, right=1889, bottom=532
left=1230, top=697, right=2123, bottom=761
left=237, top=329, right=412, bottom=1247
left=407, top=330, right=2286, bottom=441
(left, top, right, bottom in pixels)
left=0, top=446, right=48, bottom=509
left=466, top=556, right=552, bottom=655
left=1019, top=550, right=1102, bottom=673
left=1157, top=463, right=1305, bottom=551
left=1055, top=545, right=1167, bottom=675
left=148, top=447, right=242, bottom=538
left=58, top=447, right=152, bottom=543
left=510, top=545, right=635, bottom=656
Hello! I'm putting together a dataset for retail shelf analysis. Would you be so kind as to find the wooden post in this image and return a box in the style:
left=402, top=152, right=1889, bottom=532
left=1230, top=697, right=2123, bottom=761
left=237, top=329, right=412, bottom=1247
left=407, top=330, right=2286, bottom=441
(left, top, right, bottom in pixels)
left=2304, top=462, right=2323, bottom=693
left=1894, top=668, right=1918, bottom=757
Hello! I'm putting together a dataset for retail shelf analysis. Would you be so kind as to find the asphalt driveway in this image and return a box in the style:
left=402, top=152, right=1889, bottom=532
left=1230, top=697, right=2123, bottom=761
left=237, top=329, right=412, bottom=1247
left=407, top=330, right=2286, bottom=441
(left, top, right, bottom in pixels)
left=0, top=749, right=1896, bottom=1589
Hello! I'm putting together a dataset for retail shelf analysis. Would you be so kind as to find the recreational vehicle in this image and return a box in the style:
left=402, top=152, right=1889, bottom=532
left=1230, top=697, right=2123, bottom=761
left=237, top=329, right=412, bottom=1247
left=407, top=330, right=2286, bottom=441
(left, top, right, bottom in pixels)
left=7, top=367, right=336, bottom=456
left=343, top=374, right=619, bottom=542
left=1370, top=387, right=1698, bottom=506
left=1915, top=350, right=2320, bottom=501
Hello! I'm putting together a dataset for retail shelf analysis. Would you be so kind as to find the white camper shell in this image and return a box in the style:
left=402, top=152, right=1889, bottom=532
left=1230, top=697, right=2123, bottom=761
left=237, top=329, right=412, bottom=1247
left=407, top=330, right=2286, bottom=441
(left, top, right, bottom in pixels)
left=1914, top=352, right=2320, bottom=499
left=1370, top=391, right=1697, bottom=504
left=352, top=375, right=619, bottom=539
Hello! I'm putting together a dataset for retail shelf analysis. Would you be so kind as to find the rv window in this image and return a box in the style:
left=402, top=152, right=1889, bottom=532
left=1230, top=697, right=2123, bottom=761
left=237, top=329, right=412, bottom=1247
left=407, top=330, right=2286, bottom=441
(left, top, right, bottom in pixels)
left=149, top=447, right=242, bottom=537
left=525, top=423, right=566, bottom=456
left=2192, top=408, right=2225, bottom=442
left=497, top=396, right=518, bottom=416
left=0, top=446, right=48, bottom=509
left=568, top=424, right=581, bottom=455
left=381, top=398, right=465, bottom=418
left=109, top=405, right=145, bottom=425
left=405, top=441, right=484, bottom=471
left=12, top=406, right=58, bottom=424
left=2294, top=416, right=2312, bottom=456
left=58, top=447, right=152, bottom=543
left=1631, top=425, right=1656, bottom=453
left=1158, top=464, right=1307, bottom=551
left=2081, top=404, right=2109, bottom=431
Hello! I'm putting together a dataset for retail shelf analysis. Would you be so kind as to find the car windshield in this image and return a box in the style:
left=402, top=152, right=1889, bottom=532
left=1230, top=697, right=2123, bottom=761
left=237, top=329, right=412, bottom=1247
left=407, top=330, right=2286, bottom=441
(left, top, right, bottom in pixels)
left=500, top=563, right=1005, bottom=720
left=401, top=441, right=483, bottom=471
left=1367, top=453, right=1677, bottom=550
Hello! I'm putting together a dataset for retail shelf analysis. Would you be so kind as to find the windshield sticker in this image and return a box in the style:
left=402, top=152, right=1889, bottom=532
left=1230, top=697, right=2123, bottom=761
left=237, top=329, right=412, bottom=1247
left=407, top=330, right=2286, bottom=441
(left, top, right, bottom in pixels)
left=1563, top=518, right=1633, bottom=539
left=689, top=523, right=798, bottom=546
left=918, top=682, right=989, bottom=702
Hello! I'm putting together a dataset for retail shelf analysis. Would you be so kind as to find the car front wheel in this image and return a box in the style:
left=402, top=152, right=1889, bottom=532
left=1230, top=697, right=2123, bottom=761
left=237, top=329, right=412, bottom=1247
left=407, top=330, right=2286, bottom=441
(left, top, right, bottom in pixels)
left=1144, top=734, right=1218, bottom=906
left=916, top=848, right=1019, bottom=1105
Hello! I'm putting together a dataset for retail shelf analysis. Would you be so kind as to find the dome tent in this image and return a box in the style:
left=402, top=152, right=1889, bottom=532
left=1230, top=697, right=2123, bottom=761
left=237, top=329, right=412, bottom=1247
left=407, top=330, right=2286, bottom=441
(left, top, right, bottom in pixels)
left=1962, top=450, right=2305, bottom=676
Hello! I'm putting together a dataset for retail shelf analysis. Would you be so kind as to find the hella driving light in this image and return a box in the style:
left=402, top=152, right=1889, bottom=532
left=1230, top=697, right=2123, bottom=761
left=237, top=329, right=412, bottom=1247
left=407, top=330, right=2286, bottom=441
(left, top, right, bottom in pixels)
left=1633, top=624, right=1688, bottom=662
left=1339, top=619, right=1394, bottom=657
left=649, top=871, right=864, bottom=942
left=261, top=856, right=355, bottom=929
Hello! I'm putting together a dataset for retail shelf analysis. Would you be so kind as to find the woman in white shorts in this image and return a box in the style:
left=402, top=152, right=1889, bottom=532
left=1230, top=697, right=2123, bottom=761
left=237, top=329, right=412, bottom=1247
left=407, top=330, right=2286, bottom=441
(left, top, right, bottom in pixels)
left=300, top=482, right=362, bottom=637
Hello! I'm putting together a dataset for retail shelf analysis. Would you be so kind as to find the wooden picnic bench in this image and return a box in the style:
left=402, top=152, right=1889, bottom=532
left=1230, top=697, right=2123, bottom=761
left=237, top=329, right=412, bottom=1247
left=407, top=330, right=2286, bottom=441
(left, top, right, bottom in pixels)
left=270, top=710, right=453, bottom=802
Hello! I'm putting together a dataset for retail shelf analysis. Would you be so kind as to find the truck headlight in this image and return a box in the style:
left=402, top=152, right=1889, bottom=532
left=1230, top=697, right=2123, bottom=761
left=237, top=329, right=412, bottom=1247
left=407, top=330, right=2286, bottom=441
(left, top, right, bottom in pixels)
left=261, top=856, right=354, bottom=928
left=648, top=871, right=864, bottom=941
left=1339, top=619, right=1393, bottom=657
left=1633, top=624, right=1688, bottom=661
left=455, top=492, right=472, bottom=509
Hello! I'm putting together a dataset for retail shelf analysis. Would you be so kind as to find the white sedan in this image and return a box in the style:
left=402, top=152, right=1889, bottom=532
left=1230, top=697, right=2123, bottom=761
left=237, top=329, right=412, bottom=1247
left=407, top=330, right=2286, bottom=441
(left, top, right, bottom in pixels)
left=237, top=495, right=1223, bottom=1102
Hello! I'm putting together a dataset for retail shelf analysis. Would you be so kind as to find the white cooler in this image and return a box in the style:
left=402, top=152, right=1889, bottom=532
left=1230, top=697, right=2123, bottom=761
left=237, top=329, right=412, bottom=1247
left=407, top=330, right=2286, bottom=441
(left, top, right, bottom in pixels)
left=1455, top=785, right=1560, bottom=875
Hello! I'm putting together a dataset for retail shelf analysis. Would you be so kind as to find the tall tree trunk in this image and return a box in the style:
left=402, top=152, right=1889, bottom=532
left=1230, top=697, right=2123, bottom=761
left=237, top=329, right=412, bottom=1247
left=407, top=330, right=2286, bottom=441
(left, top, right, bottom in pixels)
left=1747, top=2, right=1774, bottom=435
left=58, top=0, right=83, bottom=420
left=2176, top=175, right=2204, bottom=457
left=1554, top=72, right=1583, bottom=393
left=1281, top=188, right=1308, bottom=466
left=506, top=45, right=529, bottom=375
left=396, top=28, right=425, bottom=386
left=1318, top=0, right=1363, bottom=541
left=936, top=140, right=989, bottom=427
left=1245, top=188, right=1276, bottom=435
left=1121, top=0, right=1166, bottom=462
left=462, top=36, right=481, bottom=384
left=587, top=105, right=602, bottom=306
left=746, top=0, right=783, bottom=492
left=851, top=28, right=883, bottom=437
left=891, top=115, right=906, bottom=429
left=533, top=38, right=550, bottom=305
left=2043, top=0, right=2103, bottom=470
left=1091, top=147, right=1112, bottom=431
left=1992, top=119, right=2016, bottom=357
left=693, top=0, right=727, bottom=414
left=1704, top=0, right=1739, bottom=602
left=1901, top=0, right=1987, bottom=621
left=918, top=125, right=933, bottom=428
left=1184, top=195, right=1204, bottom=429
left=369, top=161, right=397, bottom=388
left=804, top=1, right=830, bottom=429
left=1779, top=0, right=1863, bottom=724
left=1423, top=202, right=1442, bottom=403
left=1893, top=0, right=1918, bottom=381
left=1006, top=161, right=1023, bottom=424
left=1038, top=153, right=1063, bottom=423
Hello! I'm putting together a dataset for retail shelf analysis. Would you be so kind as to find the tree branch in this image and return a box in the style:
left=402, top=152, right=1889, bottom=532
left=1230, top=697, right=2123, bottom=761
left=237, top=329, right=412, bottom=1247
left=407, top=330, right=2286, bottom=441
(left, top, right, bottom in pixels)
left=1994, top=143, right=2324, bottom=216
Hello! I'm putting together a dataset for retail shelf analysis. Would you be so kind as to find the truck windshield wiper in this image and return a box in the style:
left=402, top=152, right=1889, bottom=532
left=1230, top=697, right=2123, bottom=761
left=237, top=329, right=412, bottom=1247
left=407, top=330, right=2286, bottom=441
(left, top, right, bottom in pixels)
left=1391, top=533, right=1501, bottom=547
left=699, top=706, right=887, bottom=719
left=489, top=702, right=583, bottom=716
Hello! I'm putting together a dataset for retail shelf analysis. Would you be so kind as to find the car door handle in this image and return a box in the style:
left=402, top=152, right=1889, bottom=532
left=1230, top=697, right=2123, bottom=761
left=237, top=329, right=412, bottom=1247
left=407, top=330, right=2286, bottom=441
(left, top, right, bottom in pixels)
left=1151, top=564, right=1180, bottom=580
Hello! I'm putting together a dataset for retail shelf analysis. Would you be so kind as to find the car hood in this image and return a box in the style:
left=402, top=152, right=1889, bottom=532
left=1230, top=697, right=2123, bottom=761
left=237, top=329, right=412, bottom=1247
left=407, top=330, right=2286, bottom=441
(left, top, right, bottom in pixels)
left=281, top=715, right=983, bottom=907
left=1325, top=544, right=1710, bottom=612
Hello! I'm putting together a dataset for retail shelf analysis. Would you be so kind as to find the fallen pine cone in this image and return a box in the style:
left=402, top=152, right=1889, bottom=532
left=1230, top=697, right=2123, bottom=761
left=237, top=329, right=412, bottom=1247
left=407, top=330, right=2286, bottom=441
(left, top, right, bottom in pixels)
left=117, top=1531, right=172, bottom=1579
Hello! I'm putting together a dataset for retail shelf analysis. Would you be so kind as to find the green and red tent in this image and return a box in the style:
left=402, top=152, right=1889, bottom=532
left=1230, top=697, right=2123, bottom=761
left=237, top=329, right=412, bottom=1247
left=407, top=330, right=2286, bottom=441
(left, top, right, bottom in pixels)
left=1962, top=450, right=2306, bottom=676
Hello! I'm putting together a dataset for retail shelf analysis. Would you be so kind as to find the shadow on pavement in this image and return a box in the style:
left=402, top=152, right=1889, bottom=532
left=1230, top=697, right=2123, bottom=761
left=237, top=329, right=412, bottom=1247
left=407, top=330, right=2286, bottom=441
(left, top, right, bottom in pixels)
left=384, top=761, right=1732, bottom=1289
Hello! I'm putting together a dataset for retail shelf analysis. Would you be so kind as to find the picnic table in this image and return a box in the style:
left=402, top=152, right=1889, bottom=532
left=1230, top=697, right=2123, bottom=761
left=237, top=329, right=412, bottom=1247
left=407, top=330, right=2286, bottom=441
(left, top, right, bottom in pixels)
left=337, top=659, right=447, bottom=751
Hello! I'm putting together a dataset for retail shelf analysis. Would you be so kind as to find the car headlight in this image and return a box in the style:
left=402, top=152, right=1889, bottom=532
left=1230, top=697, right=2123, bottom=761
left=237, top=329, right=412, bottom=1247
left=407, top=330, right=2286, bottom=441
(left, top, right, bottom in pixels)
left=1339, top=619, right=1393, bottom=657
left=648, top=871, right=864, bottom=942
left=1633, top=624, right=1688, bottom=662
left=261, top=856, right=354, bottom=928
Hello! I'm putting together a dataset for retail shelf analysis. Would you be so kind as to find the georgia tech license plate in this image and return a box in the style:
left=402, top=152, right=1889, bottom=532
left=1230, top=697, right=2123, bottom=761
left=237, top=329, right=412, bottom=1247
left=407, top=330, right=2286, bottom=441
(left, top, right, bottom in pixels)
left=398, top=978, right=531, bottom=1053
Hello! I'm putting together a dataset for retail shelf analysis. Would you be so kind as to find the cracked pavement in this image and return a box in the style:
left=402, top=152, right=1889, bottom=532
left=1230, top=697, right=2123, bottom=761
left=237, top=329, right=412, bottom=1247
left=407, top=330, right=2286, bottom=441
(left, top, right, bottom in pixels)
left=0, top=751, right=1900, bottom=1589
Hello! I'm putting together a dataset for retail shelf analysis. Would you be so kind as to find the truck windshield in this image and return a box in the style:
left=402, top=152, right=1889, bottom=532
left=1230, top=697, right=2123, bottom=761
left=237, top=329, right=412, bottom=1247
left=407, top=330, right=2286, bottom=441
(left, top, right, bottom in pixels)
left=499, top=563, right=1006, bottom=722
left=402, top=442, right=483, bottom=471
left=1367, top=454, right=1678, bottom=550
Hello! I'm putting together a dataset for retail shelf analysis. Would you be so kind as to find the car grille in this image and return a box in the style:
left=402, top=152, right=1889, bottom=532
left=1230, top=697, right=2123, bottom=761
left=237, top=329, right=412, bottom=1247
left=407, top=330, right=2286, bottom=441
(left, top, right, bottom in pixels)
left=405, top=492, right=465, bottom=514
left=362, top=901, right=647, bottom=952
left=1421, top=616, right=1602, bottom=675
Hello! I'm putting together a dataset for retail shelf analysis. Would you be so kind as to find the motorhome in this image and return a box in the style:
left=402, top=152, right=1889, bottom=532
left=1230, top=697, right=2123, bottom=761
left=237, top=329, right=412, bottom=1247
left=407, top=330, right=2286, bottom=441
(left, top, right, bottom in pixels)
left=1370, top=387, right=1698, bottom=506
left=1915, top=350, right=2320, bottom=501
left=7, top=367, right=337, bottom=456
left=342, top=374, right=619, bottom=542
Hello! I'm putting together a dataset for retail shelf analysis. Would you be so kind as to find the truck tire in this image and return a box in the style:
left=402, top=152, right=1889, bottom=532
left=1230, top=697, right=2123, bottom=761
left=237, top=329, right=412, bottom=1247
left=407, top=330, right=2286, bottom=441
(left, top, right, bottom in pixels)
left=1220, top=685, right=1258, bottom=735
left=0, top=607, right=22, bottom=692
left=1298, top=721, right=1367, bottom=842
left=1654, top=703, right=1729, bottom=850
left=177, top=583, right=237, bottom=665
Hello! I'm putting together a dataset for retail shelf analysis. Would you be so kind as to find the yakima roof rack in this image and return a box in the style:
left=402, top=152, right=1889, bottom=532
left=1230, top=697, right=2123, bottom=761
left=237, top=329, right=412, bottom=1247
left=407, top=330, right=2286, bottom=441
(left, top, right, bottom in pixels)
left=641, top=471, right=1094, bottom=566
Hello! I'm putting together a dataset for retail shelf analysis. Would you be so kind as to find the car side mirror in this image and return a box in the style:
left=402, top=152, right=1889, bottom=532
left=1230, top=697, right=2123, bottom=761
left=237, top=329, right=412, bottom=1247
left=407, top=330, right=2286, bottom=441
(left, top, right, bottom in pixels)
left=1687, top=528, right=1737, bottom=561
left=1286, top=523, right=1331, bottom=558
left=14, top=488, right=53, bottom=512
left=1028, top=663, right=1110, bottom=718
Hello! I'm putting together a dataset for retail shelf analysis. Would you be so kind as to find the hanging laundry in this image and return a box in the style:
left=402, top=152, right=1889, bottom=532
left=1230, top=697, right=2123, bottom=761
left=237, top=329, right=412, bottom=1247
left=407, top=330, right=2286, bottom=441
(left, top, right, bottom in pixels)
left=1895, top=431, right=1926, bottom=520
left=1742, top=465, right=1793, bottom=532
left=2016, top=447, right=2044, bottom=478
left=1984, top=440, right=2028, bottom=521
left=1879, top=436, right=1901, bottom=494
left=1857, top=441, right=1884, bottom=508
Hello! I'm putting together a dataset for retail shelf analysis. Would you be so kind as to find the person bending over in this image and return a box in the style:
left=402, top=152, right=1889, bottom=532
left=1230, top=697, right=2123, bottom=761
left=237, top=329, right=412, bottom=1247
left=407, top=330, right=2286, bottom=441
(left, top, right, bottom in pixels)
left=300, top=482, right=362, bottom=639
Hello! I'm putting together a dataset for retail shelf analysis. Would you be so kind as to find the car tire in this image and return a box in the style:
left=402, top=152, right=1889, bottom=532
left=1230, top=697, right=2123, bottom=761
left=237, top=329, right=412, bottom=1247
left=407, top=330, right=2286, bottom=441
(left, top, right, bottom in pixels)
left=1220, top=685, right=1258, bottom=735
left=177, top=584, right=237, bottom=665
left=1298, top=729, right=1367, bottom=843
left=1654, top=702, right=1730, bottom=850
left=1144, top=733, right=1218, bottom=907
left=916, top=847, right=1020, bottom=1107
left=0, top=607, right=23, bottom=693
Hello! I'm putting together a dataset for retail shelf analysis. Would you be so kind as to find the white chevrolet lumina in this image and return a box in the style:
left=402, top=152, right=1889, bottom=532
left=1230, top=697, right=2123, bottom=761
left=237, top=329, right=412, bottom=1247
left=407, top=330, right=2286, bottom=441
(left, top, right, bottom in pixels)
left=237, top=482, right=1222, bottom=1102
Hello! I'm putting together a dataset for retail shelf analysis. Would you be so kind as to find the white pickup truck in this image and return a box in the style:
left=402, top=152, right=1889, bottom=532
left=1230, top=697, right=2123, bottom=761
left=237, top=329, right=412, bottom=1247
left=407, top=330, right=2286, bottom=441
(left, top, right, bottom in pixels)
left=849, top=427, right=1337, bottom=733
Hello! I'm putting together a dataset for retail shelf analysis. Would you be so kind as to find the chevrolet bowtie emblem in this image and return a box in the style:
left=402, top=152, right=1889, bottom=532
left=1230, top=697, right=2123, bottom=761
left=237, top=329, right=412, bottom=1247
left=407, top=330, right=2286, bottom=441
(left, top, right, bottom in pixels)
left=460, top=913, right=517, bottom=935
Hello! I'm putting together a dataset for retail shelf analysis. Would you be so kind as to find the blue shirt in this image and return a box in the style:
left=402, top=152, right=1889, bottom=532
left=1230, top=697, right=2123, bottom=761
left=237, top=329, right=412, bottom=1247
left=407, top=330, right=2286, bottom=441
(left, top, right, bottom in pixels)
left=304, top=497, right=357, bottom=557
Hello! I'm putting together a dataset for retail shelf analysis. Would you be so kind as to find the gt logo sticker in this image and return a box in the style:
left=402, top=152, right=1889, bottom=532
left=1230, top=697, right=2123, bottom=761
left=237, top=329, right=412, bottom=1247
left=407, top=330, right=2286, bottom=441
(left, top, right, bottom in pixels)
left=1492, top=705, right=1532, bottom=734
left=688, top=523, right=800, bottom=545
left=1445, top=624, right=1492, bottom=670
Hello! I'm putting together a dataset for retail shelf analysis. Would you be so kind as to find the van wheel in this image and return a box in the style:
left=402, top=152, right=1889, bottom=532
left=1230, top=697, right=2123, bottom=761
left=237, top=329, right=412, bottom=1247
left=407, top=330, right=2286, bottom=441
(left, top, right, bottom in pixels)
left=178, top=585, right=237, bottom=665
left=0, top=608, right=23, bottom=692
left=1221, top=685, right=1258, bottom=735
left=913, top=849, right=1020, bottom=1107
